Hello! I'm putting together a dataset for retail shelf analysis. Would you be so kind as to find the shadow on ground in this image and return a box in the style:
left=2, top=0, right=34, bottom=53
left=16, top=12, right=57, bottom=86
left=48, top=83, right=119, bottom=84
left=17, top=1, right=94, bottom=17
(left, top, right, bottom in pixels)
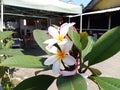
left=22, top=45, right=46, bottom=56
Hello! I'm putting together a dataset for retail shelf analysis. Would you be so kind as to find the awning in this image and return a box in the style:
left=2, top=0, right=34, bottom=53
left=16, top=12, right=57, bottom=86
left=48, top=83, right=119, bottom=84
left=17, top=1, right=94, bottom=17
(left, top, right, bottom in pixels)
left=0, top=0, right=82, bottom=31
left=2, top=0, right=82, bottom=17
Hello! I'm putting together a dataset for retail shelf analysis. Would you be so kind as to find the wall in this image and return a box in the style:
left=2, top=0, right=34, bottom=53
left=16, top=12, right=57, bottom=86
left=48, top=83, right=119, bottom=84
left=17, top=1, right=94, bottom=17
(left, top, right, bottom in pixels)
left=92, top=0, right=120, bottom=10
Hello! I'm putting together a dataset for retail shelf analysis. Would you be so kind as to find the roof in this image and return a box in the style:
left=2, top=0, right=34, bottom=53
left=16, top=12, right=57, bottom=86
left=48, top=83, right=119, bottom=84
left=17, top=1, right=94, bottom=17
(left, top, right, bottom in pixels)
left=83, top=0, right=100, bottom=12
left=1, top=0, right=82, bottom=18
left=83, top=7, right=120, bottom=15
left=66, top=7, right=120, bottom=18
left=84, top=0, right=120, bottom=12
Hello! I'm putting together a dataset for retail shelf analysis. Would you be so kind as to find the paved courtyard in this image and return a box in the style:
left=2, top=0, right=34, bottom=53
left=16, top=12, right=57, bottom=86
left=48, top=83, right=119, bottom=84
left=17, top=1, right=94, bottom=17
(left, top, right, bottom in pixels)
left=13, top=46, right=120, bottom=90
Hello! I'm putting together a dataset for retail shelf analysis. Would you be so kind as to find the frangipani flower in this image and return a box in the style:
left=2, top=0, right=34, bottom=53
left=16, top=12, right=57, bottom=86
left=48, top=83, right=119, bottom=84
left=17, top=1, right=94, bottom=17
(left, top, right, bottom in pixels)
left=60, top=67, right=78, bottom=76
left=60, top=59, right=78, bottom=76
left=61, top=66, right=88, bottom=78
left=44, top=22, right=75, bottom=47
left=44, top=41, right=76, bottom=74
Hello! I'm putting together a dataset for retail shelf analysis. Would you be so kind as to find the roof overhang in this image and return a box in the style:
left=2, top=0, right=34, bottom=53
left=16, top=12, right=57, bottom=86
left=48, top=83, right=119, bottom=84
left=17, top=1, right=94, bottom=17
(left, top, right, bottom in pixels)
left=83, top=7, right=120, bottom=15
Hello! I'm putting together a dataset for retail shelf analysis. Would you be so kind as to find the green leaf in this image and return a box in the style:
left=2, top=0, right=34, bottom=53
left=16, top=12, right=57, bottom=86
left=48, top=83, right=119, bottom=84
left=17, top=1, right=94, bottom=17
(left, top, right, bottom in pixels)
left=14, top=75, right=55, bottom=90
left=0, top=31, right=14, bottom=40
left=57, top=74, right=87, bottom=90
left=0, top=42, right=2, bottom=49
left=0, top=66, right=5, bottom=77
left=91, top=76, right=120, bottom=90
left=0, top=49, right=23, bottom=55
left=5, top=40, right=13, bottom=49
left=52, top=24, right=59, bottom=29
left=80, top=32, right=88, bottom=50
left=0, top=55, right=46, bottom=68
left=88, top=26, right=120, bottom=66
left=89, top=67, right=102, bottom=76
left=82, top=36, right=95, bottom=60
left=33, top=29, right=51, bottom=55
left=68, top=27, right=82, bottom=52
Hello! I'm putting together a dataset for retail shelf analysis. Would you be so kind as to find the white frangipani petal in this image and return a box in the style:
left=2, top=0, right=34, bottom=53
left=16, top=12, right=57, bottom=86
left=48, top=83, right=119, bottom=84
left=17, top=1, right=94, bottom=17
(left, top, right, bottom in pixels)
left=44, top=55, right=56, bottom=65
left=48, top=26, right=59, bottom=38
left=60, top=23, right=68, bottom=28
left=46, top=46, right=57, bottom=54
left=60, top=69, right=77, bottom=76
left=44, top=39, right=57, bottom=45
left=58, top=39, right=68, bottom=46
left=52, top=61, right=60, bottom=74
left=44, top=39, right=57, bottom=48
left=60, top=22, right=75, bottom=37
left=63, top=55, right=76, bottom=65
left=64, top=41, right=73, bottom=53
left=60, top=63, right=78, bottom=77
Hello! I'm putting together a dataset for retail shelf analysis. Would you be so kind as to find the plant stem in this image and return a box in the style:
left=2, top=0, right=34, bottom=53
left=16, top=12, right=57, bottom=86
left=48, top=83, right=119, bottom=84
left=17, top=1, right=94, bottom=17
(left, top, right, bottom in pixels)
left=61, top=60, right=67, bottom=69
left=79, top=53, right=83, bottom=72
left=82, top=66, right=89, bottom=73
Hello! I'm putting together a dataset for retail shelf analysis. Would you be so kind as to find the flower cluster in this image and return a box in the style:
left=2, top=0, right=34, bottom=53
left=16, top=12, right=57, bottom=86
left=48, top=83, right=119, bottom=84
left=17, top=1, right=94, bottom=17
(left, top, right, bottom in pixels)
left=44, top=23, right=78, bottom=76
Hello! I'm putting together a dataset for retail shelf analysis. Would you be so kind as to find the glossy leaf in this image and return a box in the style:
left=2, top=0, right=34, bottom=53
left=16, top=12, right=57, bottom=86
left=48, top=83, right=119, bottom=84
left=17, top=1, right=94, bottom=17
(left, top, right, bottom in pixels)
left=0, top=66, right=5, bottom=77
left=91, top=76, right=120, bottom=90
left=0, top=31, right=14, bottom=40
left=5, top=40, right=13, bottom=49
left=0, top=55, right=46, bottom=68
left=0, top=42, right=2, bottom=49
left=68, top=27, right=82, bottom=52
left=33, top=29, right=51, bottom=55
left=52, top=24, right=59, bottom=29
left=80, top=32, right=88, bottom=50
left=89, top=67, right=102, bottom=76
left=57, top=74, right=87, bottom=90
left=14, top=75, right=55, bottom=90
left=82, top=36, right=95, bottom=60
left=0, top=49, right=23, bottom=55
left=88, top=26, right=120, bottom=65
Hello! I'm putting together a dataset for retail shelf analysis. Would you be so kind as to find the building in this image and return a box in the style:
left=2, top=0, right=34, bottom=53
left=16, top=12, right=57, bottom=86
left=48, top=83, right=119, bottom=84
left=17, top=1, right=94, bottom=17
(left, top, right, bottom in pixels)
left=82, top=0, right=120, bottom=38
left=84, top=0, right=120, bottom=11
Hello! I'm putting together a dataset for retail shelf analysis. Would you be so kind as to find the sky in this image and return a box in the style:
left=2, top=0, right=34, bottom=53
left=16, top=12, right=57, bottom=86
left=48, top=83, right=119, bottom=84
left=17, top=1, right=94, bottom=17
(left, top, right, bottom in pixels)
left=62, top=0, right=91, bottom=6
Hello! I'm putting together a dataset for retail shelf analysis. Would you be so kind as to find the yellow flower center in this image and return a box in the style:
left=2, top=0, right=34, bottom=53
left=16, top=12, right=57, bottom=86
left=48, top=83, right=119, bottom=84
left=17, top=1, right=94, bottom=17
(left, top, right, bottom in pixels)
left=56, top=49, right=65, bottom=61
left=57, top=35, right=64, bottom=42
